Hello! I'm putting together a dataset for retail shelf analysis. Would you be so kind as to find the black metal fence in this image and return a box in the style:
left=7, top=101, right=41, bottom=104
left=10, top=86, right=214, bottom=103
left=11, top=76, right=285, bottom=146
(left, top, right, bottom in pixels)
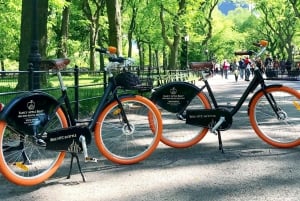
left=0, top=66, right=199, bottom=119
left=265, top=69, right=300, bottom=81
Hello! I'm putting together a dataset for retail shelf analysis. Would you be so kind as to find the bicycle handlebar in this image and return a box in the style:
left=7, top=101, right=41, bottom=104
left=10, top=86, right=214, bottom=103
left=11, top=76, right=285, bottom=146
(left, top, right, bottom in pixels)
left=96, top=46, right=135, bottom=74
left=96, top=46, right=117, bottom=54
left=234, top=40, right=268, bottom=57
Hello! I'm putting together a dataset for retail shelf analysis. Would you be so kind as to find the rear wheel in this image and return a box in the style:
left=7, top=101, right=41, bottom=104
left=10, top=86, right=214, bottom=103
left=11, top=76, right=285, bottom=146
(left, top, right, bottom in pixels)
left=156, top=92, right=211, bottom=148
left=94, top=95, right=162, bottom=164
left=0, top=107, right=68, bottom=186
left=249, top=86, right=300, bottom=148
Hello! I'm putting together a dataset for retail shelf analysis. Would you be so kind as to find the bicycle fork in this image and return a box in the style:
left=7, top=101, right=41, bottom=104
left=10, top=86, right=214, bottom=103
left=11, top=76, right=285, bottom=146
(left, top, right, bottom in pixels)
left=263, top=91, right=286, bottom=120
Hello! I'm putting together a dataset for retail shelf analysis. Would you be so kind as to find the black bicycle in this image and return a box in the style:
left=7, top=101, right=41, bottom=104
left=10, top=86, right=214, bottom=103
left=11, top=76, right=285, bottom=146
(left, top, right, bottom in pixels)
left=151, top=40, right=300, bottom=150
left=0, top=47, right=162, bottom=186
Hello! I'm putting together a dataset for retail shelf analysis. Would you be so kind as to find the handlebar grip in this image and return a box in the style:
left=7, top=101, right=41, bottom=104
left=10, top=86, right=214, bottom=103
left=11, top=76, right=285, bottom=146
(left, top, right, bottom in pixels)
left=252, top=42, right=261, bottom=47
left=95, top=47, right=108, bottom=53
left=108, top=57, right=126, bottom=63
left=234, top=51, right=254, bottom=56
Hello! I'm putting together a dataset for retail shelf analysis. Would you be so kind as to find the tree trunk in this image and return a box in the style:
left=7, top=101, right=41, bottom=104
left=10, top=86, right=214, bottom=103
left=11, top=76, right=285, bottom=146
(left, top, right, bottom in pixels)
left=137, top=40, right=144, bottom=70
left=106, top=0, right=122, bottom=55
left=159, top=1, right=185, bottom=69
left=169, top=45, right=179, bottom=69
left=1, top=60, right=5, bottom=78
left=127, top=6, right=137, bottom=57
left=17, top=0, right=48, bottom=90
left=57, top=1, right=70, bottom=58
left=82, top=0, right=104, bottom=70
left=89, top=25, right=97, bottom=71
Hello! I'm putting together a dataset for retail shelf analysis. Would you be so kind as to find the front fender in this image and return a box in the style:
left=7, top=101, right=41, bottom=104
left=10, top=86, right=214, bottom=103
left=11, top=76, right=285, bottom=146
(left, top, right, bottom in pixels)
left=0, top=91, right=62, bottom=135
left=247, top=84, right=283, bottom=115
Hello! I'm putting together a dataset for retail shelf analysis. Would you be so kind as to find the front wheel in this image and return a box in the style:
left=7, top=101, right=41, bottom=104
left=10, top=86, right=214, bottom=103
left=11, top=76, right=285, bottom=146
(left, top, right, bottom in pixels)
left=94, top=95, right=162, bottom=165
left=249, top=86, right=300, bottom=148
left=0, top=107, right=68, bottom=186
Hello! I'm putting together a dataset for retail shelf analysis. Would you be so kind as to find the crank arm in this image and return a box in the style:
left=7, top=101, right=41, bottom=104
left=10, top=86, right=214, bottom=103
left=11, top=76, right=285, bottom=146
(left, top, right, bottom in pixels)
left=79, top=135, right=99, bottom=163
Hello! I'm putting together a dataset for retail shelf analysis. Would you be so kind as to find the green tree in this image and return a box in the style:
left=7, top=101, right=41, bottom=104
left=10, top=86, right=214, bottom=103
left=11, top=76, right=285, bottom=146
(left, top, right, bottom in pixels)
left=0, top=0, right=20, bottom=73
left=160, top=0, right=186, bottom=69
left=288, top=0, right=300, bottom=18
left=82, top=0, right=105, bottom=70
left=254, top=0, right=298, bottom=61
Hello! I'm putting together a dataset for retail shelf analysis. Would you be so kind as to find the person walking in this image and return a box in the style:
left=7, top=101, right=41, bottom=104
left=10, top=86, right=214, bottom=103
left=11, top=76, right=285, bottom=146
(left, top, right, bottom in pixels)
left=264, top=54, right=273, bottom=70
left=244, top=56, right=251, bottom=81
left=232, top=59, right=239, bottom=82
left=222, top=59, right=230, bottom=79
left=280, top=58, right=286, bottom=74
left=238, top=57, right=245, bottom=80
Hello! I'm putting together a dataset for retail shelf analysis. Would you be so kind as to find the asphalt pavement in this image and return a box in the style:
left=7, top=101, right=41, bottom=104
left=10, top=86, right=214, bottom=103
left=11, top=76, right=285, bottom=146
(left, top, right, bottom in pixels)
left=1, top=73, right=300, bottom=201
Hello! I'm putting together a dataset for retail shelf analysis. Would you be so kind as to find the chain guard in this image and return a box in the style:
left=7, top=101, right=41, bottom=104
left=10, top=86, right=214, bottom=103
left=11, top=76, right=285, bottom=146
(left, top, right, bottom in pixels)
left=44, top=126, right=92, bottom=153
left=186, top=108, right=232, bottom=131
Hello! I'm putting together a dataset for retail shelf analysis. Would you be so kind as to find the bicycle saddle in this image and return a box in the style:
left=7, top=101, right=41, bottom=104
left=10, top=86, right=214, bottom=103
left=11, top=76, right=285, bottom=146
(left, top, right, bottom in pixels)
left=40, top=58, right=70, bottom=70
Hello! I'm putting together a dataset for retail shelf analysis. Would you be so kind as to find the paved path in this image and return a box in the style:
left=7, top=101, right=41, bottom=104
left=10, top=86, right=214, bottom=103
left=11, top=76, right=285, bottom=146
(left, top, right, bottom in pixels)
left=1, top=73, right=300, bottom=201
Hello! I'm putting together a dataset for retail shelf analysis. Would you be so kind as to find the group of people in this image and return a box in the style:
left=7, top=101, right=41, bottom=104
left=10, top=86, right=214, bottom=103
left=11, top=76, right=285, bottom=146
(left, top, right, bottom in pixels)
left=215, top=55, right=294, bottom=82
left=217, top=57, right=252, bottom=82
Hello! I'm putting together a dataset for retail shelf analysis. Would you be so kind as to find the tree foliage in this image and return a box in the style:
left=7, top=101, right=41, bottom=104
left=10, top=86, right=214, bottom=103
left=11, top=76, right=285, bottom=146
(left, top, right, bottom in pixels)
left=0, top=0, right=299, bottom=82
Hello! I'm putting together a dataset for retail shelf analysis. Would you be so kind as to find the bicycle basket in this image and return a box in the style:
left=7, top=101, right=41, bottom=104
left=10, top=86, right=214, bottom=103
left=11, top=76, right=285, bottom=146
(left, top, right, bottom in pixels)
left=115, top=72, right=142, bottom=89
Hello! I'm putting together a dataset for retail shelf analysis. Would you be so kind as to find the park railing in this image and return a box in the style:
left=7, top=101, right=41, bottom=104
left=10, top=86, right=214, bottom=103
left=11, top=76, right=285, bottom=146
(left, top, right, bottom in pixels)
left=265, top=68, right=300, bottom=81
left=0, top=66, right=199, bottom=119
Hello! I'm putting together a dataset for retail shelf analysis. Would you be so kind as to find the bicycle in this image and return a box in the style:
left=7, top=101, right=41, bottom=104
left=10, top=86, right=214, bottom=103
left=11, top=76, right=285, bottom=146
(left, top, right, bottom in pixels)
left=0, top=46, right=163, bottom=186
left=150, top=40, right=300, bottom=150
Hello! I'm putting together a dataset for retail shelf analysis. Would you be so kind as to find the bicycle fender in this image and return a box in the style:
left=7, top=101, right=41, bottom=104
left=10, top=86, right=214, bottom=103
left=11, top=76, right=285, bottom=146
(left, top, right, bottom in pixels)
left=0, top=91, right=62, bottom=135
left=151, top=82, right=201, bottom=113
left=247, top=84, right=283, bottom=115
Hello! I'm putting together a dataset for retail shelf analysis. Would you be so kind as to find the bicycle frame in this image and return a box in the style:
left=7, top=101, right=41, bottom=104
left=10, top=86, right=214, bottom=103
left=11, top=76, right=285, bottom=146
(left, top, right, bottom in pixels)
left=151, top=40, right=300, bottom=152
left=55, top=69, right=122, bottom=130
left=201, top=68, right=275, bottom=116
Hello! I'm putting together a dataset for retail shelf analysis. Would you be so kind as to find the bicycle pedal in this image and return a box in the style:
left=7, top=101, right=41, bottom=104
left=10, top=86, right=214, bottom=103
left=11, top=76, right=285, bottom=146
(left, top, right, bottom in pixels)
left=84, top=157, right=99, bottom=163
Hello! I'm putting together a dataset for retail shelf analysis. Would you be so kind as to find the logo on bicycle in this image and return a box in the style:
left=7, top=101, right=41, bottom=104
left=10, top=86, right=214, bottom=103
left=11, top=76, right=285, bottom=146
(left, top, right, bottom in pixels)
left=27, top=100, right=35, bottom=110
left=68, top=140, right=82, bottom=153
left=16, top=99, right=45, bottom=126
left=170, top=87, right=177, bottom=95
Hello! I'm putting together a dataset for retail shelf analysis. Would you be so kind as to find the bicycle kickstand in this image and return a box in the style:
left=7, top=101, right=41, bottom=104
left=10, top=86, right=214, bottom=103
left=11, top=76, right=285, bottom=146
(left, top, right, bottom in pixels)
left=217, top=130, right=224, bottom=154
left=67, top=153, right=86, bottom=182
left=211, top=116, right=225, bottom=153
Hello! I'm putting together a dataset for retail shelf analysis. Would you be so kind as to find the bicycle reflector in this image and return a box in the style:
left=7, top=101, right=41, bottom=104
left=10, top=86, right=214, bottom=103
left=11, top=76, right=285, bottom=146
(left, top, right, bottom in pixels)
left=260, top=40, right=268, bottom=47
left=108, top=46, right=117, bottom=54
